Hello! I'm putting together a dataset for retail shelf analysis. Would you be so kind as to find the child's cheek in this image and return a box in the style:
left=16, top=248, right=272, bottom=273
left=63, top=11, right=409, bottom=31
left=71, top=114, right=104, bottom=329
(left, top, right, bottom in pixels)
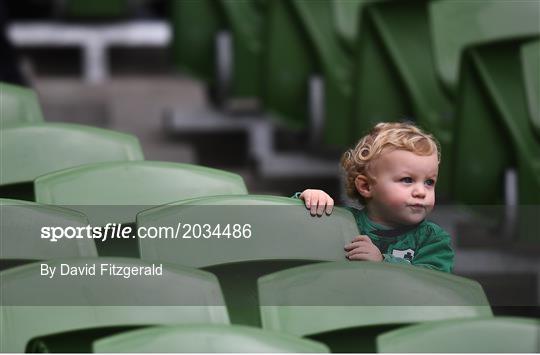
left=385, top=193, right=407, bottom=209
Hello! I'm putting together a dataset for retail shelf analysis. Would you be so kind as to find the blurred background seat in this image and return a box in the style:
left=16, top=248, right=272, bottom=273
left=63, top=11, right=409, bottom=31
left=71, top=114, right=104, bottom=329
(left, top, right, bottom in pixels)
left=0, top=123, right=144, bottom=200
left=0, top=82, right=44, bottom=127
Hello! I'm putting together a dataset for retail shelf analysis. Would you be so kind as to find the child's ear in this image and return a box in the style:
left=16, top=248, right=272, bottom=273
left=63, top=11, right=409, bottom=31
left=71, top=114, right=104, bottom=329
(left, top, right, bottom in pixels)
left=355, top=175, right=372, bottom=198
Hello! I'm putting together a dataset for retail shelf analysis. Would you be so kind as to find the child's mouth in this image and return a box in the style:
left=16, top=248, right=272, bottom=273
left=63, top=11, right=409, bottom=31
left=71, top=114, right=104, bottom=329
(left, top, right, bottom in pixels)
left=408, top=204, right=425, bottom=209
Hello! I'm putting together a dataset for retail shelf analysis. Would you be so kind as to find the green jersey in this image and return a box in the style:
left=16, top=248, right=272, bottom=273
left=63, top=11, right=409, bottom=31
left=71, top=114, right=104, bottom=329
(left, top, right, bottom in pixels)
left=347, top=207, right=454, bottom=273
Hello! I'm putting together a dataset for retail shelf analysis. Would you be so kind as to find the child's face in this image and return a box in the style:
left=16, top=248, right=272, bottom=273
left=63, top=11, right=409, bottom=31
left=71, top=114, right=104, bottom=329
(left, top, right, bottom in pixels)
left=360, top=149, right=439, bottom=227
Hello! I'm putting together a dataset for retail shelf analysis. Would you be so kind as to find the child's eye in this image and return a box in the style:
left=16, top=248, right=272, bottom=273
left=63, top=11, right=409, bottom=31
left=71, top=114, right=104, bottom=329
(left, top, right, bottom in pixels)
left=400, top=177, right=413, bottom=184
left=425, top=179, right=436, bottom=186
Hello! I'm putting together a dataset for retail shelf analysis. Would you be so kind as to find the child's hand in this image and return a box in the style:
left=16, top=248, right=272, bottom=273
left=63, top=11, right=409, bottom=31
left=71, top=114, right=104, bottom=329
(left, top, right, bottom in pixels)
left=345, top=235, right=383, bottom=262
left=299, top=189, right=334, bottom=216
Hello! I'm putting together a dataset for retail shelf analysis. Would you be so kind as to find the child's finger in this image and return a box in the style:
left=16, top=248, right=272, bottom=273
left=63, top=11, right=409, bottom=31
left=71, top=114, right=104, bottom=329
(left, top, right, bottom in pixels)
left=351, top=235, right=371, bottom=242
left=344, top=241, right=368, bottom=251
left=316, top=200, right=326, bottom=216
left=347, top=253, right=370, bottom=261
left=346, top=248, right=370, bottom=258
left=301, top=191, right=311, bottom=209
left=325, top=199, right=334, bottom=215
left=310, top=200, right=318, bottom=216
left=344, top=242, right=360, bottom=250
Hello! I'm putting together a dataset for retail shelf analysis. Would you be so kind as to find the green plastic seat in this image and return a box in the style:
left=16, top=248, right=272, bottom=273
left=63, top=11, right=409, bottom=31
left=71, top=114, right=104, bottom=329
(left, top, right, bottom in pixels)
left=170, top=0, right=268, bottom=106
left=259, top=261, right=492, bottom=352
left=521, top=40, right=540, bottom=137
left=35, top=161, right=248, bottom=226
left=452, top=38, right=540, bottom=205
left=0, top=82, right=44, bottom=128
left=137, top=194, right=359, bottom=326
left=264, top=0, right=375, bottom=145
left=353, top=1, right=454, bottom=196
left=263, top=0, right=315, bottom=130
left=334, top=0, right=370, bottom=52
left=218, top=0, right=268, bottom=103
left=430, top=0, right=540, bottom=93
left=0, top=199, right=97, bottom=268
left=0, top=258, right=229, bottom=352
left=451, top=39, right=540, bottom=244
left=0, top=123, right=144, bottom=200
left=170, top=0, right=224, bottom=84
left=377, top=317, right=540, bottom=353
left=353, top=0, right=540, bottom=198
left=93, top=324, right=330, bottom=353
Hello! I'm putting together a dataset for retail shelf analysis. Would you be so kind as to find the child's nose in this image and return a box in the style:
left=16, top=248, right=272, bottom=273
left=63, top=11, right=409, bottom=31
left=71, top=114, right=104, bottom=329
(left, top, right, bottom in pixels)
left=412, top=184, right=426, bottom=198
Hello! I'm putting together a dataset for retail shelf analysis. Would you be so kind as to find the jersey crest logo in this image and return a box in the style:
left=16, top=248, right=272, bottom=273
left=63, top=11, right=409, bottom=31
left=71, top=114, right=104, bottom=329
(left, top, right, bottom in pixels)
left=392, top=249, right=415, bottom=261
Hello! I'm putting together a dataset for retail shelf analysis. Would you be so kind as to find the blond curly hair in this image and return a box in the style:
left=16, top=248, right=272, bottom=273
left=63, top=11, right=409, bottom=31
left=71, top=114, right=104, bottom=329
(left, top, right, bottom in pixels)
left=341, top=122, right=441, bottom=204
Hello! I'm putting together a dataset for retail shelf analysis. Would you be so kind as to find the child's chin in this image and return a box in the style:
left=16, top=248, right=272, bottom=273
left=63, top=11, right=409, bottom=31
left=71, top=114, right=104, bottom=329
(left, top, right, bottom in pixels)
left=401, top=214, right=426, bottom=225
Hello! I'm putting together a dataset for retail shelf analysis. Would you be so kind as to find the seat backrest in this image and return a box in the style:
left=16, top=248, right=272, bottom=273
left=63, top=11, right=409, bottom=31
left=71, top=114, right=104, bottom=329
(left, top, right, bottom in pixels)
left=0, top=198, right=97, bottom=262
left=291, top=0, right=354, bottom=75
left=333, top=0, right=379, bottom=51
left=170, top=0, right=224, bottom=82
left=452, top=39, right=540, bottom=206
left=377, top=317, right=540, bottom=353
left=259, top=262, right=492, bottom=336
left=0, top=82, right=44, bottom=127
left=93, top=324, right=330, bottom=353
left=220, top=0, right=267, bottom=52
left=0, top=123, right=144, bottom=187
left=0, top=258, right=229, bottom=352
left=34, top=161, right=248, bottom=225
left=521, top=39, right=540, bottom=137
left=429, top=0, right=540, bottom=92
left=137, top=195, right=358, bottom=268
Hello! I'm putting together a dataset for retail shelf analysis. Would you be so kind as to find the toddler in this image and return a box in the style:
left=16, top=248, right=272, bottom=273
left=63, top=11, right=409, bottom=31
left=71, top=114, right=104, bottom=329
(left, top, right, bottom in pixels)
left=298, top=122, right=454, bottom=272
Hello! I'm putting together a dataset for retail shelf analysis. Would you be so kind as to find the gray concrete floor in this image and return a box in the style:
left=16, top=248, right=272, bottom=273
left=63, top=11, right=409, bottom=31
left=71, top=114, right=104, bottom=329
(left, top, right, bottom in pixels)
left=35, top=75, right=199, bottom=164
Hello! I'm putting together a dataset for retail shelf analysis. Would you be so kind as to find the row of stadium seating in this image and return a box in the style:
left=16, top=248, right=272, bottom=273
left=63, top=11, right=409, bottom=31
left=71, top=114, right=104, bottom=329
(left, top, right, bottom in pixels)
left=171, top=0, right=540, bottom=222
left=3, top=257, right=538, bottom=353
left=1, top=82, right=539, bottom=352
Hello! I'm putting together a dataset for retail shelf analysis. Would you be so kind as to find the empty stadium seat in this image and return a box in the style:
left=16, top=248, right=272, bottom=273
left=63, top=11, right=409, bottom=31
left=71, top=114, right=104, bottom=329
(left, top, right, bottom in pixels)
left=452, top=39, right=539, bottom=205
left=353, top=0, right=540, bottom=198
left=429, top=0, right=540, bottom=93
left=137, top=194, right=359, bottom=325
left=352, top=0, right=453, bottom=195
left=0, top=123, right=144, bottom=200
left=264, top=0, right=375, bottom=146
left=0, top=82, right=44, bottom=127
left=93, top=324, right=330, bottom=353
left=259, top=261, right=492, bottom=352
left=451, top=39, right=540, bottom=244
left=218, top=0, right=268, bottom=103
left=377, top=317, right=540, bottom=353
left=0, top=198, right=97, bottom=269
left=0, top=258, right=229, bottom=352
left=35, top=161, right=248, bottom=224
left=521, top=39, right=540, bottom=138
left=263, top=0, right=316, bottom=130
left=170, top=0, right=224, bottom=84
